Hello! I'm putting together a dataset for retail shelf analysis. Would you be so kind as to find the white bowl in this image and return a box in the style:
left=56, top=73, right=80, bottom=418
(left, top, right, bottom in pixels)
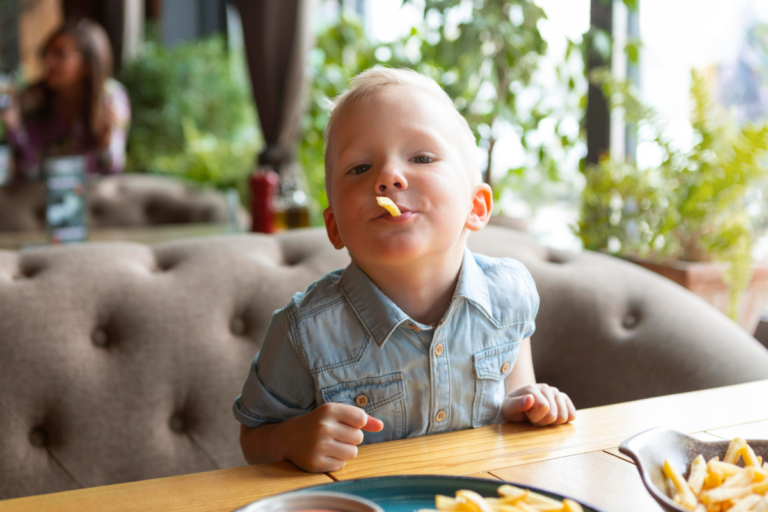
left=234, top=490, right=385, bottom=512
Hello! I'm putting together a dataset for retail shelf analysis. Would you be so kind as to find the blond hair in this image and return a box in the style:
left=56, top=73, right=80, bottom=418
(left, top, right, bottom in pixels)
left=323, top=67, right=480, bottom=199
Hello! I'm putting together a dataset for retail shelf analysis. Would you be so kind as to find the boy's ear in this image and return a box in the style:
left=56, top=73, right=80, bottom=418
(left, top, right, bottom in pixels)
left=466, top=183, right=493, bottom=232
left=323, top=207, right=346, bottom=250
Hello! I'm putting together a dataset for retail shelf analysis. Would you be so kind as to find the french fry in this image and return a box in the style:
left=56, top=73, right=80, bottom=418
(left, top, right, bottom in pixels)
left=728, top=495, right=762, bottom=512
left=753, top=496, right=768, bottom=512
left=754, top=480, right=768, bottom=495
left=724, top=439, right=747, bottom=465
left=722, top=469, right=755, bottom=489
left=436, top=495, right=462, bottom=511
left=741, top=445, right=762, bottom=468
left=376, top=196, right=401, bottom=216
left=428, top=484, right=584, bottom=512
left=456, top=490, right=493, bottom=512
left=700, top=487, right=752, bottom=505
left=689, top=455, right=708, bottom=495
left=708, top=461, right=743, bottom=479
left=705, top=472, right=724, bottom=490
left=563, top=499, right=584, bottom=512
left=664, top=459, right=700, bottom=510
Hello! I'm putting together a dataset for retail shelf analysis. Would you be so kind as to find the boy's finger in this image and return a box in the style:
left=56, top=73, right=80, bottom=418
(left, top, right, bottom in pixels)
left=566, top=395, right=577, bottom=422
left=362, top=415, right=384, bottom=432
left=506, top=394, right=535, bottom=415
left=334, top=404, right=369, bottom=429
left=535, top=386, right=559, bottom=426
left=333, top=424, right=365, bottom=445
left=330, top=440, right=358, bottom=461
left=524, top=388, right=550, bottom=424
left=555, top=393, right=570, bottom=425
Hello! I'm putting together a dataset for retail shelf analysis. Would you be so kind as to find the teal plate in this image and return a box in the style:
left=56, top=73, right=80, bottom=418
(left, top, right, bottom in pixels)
left=289, top=475, right=603, bottom=512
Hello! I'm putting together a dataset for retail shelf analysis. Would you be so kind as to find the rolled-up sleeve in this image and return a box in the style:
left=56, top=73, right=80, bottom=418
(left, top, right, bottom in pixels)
left=233, top=307, right=316, bottom=428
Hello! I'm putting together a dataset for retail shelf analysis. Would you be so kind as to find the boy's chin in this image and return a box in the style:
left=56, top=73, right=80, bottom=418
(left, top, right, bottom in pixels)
left=354, top=236, right=430, bottom=265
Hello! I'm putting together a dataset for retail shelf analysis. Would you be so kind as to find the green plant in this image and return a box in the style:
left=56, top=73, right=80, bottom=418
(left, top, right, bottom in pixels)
left=412, top=0, right=582, bottom=192
left=118, top=33, right=259, bottom=199
left=301, top=2, right=585, bottom=220
left=301, top=12, right=387, bottom=217
left=578, top=69, right=768, bottom=319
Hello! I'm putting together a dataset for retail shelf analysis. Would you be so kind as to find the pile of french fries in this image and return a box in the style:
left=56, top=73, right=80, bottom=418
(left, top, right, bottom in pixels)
left=420, top=484, right=584, bottom=512
left=663, top=437, right=768, bottom=511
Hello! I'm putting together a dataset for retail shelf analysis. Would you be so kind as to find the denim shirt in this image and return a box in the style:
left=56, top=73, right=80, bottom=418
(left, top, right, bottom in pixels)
left=233, top=247, right=539, bottom=444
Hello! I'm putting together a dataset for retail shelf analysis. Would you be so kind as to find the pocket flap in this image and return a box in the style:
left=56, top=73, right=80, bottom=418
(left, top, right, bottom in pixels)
left=321, top=372, right=405, bottom=413
left=473, top=342, right=520, bottom=380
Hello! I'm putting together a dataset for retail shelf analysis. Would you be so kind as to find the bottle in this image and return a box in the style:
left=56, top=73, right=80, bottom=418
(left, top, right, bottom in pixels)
left=276, top=165, right=310, bottom=230
left=249, top=167, right=280, bottom=233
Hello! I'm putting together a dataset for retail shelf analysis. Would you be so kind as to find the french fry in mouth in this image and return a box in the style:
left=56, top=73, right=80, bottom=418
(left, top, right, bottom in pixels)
left=376, top=197, right=401, bottom=216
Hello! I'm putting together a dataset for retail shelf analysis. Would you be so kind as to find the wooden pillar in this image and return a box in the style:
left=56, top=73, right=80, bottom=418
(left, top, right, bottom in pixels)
left=586, top=0, right=612, bottom=165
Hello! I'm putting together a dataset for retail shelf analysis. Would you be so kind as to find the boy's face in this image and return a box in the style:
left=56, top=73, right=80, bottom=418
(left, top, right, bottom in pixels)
left=323, top=86, right=491, bottom=267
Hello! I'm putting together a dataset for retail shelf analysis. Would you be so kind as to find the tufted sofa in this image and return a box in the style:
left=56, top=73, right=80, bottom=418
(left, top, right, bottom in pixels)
left=0, top=174, right=244, bottom=232
left=2, top=226, right=768, bottom=500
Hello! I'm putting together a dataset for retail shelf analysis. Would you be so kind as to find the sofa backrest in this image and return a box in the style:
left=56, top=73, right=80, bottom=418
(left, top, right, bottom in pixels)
left=1, top=226, right=767, bottom=499
left=0, top=174, right=241, bottom=232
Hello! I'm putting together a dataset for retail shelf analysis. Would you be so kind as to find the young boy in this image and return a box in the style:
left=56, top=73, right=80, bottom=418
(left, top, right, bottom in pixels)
left=234, top=68, right=575, bottom=473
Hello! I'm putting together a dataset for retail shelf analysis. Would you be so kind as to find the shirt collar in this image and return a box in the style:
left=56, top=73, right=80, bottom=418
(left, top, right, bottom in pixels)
left=339, top=246, right=493, bottom=348
left=340, top=262, right=410, bottom=348
left=454, top=246, right=493, bottom=321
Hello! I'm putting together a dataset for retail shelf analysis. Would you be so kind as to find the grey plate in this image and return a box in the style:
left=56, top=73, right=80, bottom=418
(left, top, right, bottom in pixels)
left=619, top=428, right=768, bottom=512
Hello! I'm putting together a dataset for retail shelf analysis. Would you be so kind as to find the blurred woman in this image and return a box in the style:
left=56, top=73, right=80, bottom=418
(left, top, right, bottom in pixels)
left=0, top=19, right=130, bottom=179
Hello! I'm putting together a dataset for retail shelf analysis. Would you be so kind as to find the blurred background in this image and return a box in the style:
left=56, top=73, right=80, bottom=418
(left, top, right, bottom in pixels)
left=1, top=0, right=768, bottom=330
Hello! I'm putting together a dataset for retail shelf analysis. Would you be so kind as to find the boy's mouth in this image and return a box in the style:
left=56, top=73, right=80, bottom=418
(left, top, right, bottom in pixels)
left=376, top=204, right=415, bottom=224
left=376, top=203, right=411, bottom=218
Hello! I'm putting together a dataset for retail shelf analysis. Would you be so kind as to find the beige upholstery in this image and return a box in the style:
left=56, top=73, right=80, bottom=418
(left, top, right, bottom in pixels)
left=1, top=226, right=767, bottom=500
left=0, top=174, right=242, bottom=232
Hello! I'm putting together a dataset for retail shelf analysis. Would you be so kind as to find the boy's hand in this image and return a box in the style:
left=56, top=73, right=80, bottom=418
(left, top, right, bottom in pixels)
left=282, top=403, right=384, bottom=473
left=501, top=383, right=576, bottom=426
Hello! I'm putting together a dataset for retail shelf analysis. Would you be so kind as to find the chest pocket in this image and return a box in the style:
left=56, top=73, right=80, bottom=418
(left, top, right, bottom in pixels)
left=321, top=372, right=406, bottom=445
left=472, top=342, right=521, bottom=427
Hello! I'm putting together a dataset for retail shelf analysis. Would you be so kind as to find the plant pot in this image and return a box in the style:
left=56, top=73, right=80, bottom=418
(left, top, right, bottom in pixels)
left=626, top=257, right=768, bottom=333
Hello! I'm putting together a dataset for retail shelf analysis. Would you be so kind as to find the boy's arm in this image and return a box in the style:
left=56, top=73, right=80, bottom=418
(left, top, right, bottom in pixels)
left=240, top=403, right=384, bottom=472
left=504, top=337, right=536, bottom=393
left=234, top=308, right=384, bottom=472
left=501, top=337, right=576, bottom=425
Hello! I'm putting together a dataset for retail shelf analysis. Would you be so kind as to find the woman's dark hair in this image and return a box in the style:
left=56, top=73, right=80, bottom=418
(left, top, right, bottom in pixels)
left=36, top=19, right=114, bottom=149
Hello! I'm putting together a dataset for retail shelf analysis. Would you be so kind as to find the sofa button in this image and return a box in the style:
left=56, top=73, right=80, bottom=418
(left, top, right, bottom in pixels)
left=501, top=362, right=510, bottom=374
left=169, top=414, right=187, bottom=433
left=230, top=318, right=245, bottom=336
left=92, top=330, right=108, bottom=347
left=623, top=314, right=639, bottom=329
left=354, top=395, right=369, bottom=407
left=29, top=427, right=48, bottom=447
left=434, top=343, right=444, bottom=357
left=435, top=410, right=446, bottom=423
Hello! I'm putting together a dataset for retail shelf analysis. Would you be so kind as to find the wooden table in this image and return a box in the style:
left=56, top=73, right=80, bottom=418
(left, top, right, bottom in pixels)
left=3, top=380, right=768, bottom=512
left=0, top=223, right=232, bottom=251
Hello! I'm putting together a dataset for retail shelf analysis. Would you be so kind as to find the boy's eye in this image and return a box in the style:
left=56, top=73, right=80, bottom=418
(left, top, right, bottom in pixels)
left=349, top=164, right=372, bottom=175
left=411, top=155, right=434, bottom=164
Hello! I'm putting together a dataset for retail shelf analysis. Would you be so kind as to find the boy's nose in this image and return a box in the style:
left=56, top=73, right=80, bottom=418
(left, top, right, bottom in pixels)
left=374, top=164, right=408, bottom=193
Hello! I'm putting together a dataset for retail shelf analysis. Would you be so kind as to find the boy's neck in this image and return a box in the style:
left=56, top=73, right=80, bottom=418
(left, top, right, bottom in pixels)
left=353, top=244, right=466, bottom=327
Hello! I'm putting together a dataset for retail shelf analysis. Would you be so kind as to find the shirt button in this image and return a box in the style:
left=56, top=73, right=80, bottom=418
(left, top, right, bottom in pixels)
left=355, top=395, right=369, bottom=407
left=408, top=323, right=421, bottom=332
left=435, top=410, right=446, bottom=423
left=434, top=343, right=444, bottom=357
left=501, top=362, right=511, bottom=374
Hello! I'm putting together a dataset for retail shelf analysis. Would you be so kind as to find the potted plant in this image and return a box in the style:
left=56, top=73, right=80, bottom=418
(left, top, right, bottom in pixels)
left=578, top=70, right=768, bottom=332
